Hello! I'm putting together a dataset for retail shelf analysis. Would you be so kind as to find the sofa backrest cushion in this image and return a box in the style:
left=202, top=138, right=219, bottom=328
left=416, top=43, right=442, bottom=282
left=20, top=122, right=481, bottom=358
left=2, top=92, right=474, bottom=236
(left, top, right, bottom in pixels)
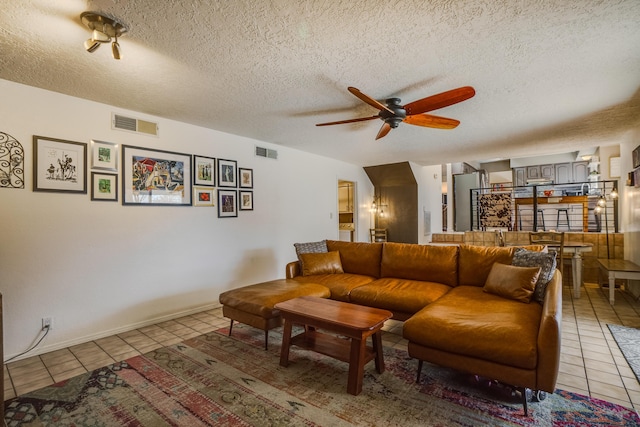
left=299, top=251, right=344, bottom=276
left=380, top=243, right=459, bottom=287
left=483, top=262, right=541, bottom=303
left=458, top=244, right=516, bottom=287
left=326, top=240, right=383, bottom=278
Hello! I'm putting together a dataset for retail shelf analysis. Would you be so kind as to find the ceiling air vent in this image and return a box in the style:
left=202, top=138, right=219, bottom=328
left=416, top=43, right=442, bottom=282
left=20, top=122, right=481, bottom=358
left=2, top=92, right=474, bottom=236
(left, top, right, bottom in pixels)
left=112, top=113, right=159, bottom=136
left=255, top=146, right=278, bottom=160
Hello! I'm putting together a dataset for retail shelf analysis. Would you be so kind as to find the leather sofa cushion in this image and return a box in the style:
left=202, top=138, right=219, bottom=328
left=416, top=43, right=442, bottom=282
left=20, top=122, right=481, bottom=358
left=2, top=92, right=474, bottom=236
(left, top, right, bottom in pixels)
left=350, top=278, right=452, bottom=314
left=299, top=251, right=344, bottom=276
left=293, top=273, right=375, bottom=301
left=458, top=244, right=516, bottom=287
left=326, top=240, right=383, bottom=278
left=403, top=286, right=542, bottom=369
left=380, top=243, right=458, bottom=287
left=484, top=262, right=540, bottom=303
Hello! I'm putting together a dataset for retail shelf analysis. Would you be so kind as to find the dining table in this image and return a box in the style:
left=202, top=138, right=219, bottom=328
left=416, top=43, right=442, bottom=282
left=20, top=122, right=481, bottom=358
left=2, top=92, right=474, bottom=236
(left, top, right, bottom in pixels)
left=546, top=243, right=593, bottom=298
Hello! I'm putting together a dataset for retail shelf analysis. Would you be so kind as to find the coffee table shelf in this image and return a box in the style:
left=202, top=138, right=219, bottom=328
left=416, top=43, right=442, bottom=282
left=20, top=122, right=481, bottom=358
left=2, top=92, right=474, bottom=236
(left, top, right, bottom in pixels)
left=289, top=330, right=376, bottom=365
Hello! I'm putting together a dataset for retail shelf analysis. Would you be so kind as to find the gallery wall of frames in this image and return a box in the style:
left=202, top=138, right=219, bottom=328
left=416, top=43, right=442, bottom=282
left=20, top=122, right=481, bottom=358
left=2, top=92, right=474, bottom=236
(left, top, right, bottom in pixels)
left=0, top=132, right=254, bottom=218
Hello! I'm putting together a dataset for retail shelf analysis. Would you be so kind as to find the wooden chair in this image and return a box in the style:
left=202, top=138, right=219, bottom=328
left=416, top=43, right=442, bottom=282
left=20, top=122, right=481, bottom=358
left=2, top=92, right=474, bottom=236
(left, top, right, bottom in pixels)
left=529, top=231, right=565, bottom=276
left=370, top=228, right=387, bottom=242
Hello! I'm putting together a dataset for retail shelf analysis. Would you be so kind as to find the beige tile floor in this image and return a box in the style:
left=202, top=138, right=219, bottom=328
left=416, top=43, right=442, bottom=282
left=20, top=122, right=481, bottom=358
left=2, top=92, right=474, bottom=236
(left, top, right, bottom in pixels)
left=4, top=283, right=640, bottom=412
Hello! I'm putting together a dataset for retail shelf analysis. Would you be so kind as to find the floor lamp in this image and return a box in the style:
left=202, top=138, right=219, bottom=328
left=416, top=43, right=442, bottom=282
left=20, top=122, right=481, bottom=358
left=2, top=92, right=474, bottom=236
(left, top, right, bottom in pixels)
left=595, top=187, right=618, bottom=259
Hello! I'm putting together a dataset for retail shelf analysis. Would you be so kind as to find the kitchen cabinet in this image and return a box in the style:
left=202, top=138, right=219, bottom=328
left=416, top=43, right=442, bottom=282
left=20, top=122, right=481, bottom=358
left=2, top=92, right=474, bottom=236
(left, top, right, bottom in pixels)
left=513, top=167, right=526, bottom=186
left=526, top=166, right=541, bottom=180
left=572, top=161, right=589, bottom=183
left=540, top=164, right=554, bottom=181
left=338, top=183, right=353, bottom=213
left=554, top=163, right=571, bottom=184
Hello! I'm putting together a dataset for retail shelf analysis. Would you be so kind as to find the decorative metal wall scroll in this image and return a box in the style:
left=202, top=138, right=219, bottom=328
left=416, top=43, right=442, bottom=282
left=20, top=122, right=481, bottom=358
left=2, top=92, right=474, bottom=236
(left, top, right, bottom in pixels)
left=0, top=132, right=25, bottom=189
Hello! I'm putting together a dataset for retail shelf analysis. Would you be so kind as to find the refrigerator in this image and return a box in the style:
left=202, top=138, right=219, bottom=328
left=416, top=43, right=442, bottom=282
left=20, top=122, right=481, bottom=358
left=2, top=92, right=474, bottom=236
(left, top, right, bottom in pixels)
left=453, top=171, right=487, bottom=232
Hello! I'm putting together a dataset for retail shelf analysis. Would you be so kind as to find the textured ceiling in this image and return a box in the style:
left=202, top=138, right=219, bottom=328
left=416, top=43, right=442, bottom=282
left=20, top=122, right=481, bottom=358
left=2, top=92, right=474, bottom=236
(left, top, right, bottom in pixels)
left=1, top=0, right=639, bottom=166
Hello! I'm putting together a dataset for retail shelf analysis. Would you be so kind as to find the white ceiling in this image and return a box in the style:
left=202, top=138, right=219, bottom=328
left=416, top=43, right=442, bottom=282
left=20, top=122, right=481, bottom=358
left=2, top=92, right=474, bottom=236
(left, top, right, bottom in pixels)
left=1, top=0, right=639, bottom=167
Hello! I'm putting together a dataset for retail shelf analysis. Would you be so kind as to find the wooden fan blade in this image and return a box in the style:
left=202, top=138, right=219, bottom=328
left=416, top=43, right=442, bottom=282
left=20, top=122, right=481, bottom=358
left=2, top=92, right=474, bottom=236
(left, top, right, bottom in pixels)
left=375, top=122, right=392, bottom=140
left=404, top=86, right=475, bottom=115
left=348, top=87, right=394, bottom=114
left=403, top=114, right=460, bottom=129
left=316, top=115, right=379, bottom=126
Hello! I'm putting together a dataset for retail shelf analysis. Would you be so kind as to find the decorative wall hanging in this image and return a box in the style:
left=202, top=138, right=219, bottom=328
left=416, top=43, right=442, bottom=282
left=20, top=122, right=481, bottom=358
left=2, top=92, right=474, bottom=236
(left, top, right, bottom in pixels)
left=0, top=131, right=24, bottom=189
left=91, top=172, right=118, bottom=201
left=218, top=189, right=238, bottom=217
left=218, top=159, right=237, bottom=188
left=239, top=167, right=253, bottom=188
left=122, top=145, right=192, bottom=206
left=193, top=155, right=215, bottom=186
left=91, top=140, right=118, bottom=171
left=193, top=186, right=215, bottom=207
left=239, top=190, right=253, bottom=211
left=478, top=193, right=512, bottom=230
left=33, top=135, right=87, bottom=193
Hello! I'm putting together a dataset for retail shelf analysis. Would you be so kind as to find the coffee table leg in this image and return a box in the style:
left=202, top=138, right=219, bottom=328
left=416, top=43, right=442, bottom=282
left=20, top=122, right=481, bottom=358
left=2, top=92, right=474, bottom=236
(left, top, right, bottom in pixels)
left=373, top=331, right=385, bottom=374
left=279, top=318, right=293, bottom=367
left=347, top=337, right=366, bottom=395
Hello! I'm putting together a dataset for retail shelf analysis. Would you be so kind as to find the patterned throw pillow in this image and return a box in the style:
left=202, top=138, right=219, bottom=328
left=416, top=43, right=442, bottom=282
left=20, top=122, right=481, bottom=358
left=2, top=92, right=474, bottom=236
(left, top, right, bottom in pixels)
left=511, top=248, right=557, bottom=304
left=293, top=240, right=328, bottom=273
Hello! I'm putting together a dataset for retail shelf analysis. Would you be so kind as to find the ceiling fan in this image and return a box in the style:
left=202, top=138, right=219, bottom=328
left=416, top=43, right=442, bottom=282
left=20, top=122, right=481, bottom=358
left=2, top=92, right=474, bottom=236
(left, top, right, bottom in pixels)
left=316, top=86, right=475, bottom=140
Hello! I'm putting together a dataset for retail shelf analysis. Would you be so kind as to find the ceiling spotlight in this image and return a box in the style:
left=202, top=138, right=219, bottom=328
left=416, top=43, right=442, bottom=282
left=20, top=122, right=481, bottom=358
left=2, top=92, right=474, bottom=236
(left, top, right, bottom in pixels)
left=80, top=12, right=127, bottom=59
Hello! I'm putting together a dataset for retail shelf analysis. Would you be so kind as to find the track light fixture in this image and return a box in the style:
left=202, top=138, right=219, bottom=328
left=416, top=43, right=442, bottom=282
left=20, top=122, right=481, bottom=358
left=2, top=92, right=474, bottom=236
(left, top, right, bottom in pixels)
left=80, top=12, right=127, bottom=60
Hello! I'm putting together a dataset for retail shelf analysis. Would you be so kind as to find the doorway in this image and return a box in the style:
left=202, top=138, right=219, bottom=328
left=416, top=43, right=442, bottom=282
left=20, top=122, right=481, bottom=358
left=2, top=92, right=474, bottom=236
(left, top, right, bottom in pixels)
left=338, top=180, right=356, bottom=241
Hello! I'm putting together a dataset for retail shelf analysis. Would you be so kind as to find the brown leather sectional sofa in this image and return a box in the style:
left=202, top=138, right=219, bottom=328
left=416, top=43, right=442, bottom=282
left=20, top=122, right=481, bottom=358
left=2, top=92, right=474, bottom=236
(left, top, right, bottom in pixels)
left=286, top=239, right=562, bottom=413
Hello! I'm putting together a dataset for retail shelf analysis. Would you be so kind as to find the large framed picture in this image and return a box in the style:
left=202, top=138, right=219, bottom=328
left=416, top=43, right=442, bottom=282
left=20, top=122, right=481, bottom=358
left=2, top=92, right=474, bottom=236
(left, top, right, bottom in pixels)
left=239, top=190, right=253, bottom=211
left=193, top=155, right=215, bottom=186
left=33, top=135, right=87, bottom=193
left=122, top=145, right=192, bottom=206
left=218, top=159, right=237, bottom=187
left=193, top=186, right=215, bottom=207
left=91, top=139, right=118, bottom=171
left=239, top=167, right=253, bottom=188
left=218, top=189, right=238, bottom=217
left=91, top=172, right=118, bottom=201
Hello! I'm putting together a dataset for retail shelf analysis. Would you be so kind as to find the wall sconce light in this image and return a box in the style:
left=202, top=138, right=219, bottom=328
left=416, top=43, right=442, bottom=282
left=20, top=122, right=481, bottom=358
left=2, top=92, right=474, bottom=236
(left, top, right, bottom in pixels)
left=370, top=196, right=387, bottom=217
left=81, top=12, right=128, bottom=60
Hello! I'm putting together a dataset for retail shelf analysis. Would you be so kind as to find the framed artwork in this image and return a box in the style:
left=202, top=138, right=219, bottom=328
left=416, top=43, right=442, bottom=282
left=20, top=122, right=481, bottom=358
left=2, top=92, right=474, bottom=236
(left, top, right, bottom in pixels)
left=218, top=189, right=238, bottom=217
left=91, top=139, right=118, bottom=171
left=239, top=167, right=253, bottom=188
left=193, top=186, right=215, bottom=207
left=239, top=190, right=253, bottom=211
left=91, top=172, right=118, bottom=201
left=122, top=145, right=192, bottom=206
left=633, top=145, right=640, bottom=169
left=218, top=159, right=237, bottom=187
left=193, top=155, right=215, bottom=186
left=33, top=135, right=87, bottom=193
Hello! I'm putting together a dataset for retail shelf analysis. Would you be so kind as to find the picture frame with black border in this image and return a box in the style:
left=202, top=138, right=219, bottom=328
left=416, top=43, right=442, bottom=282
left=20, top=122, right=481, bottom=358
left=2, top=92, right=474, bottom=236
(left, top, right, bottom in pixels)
left=218, top=189, right=238, bottom=217
left=193, top=186, right=215, bottom=207
left=218, top=159, right=237, bottom=187
left=239, top=167, right=253, bottom=188
left=122, top=145, right=192, bottom=206
left=91, top=172, right=118, bottom=201
left=239, top=190, right=253, bottom=211
left=33, top=135, right=87, bottom=193
left=91, top=139, right=118, bottom=172
left=193, top=155, right=215, bottom=186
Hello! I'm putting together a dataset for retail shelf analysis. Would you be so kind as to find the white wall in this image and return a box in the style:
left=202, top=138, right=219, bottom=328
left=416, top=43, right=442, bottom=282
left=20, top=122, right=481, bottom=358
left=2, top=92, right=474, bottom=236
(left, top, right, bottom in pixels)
left=620, top=129, right=640, bottom=297
left=0, top=80, right=373, bottom=359
left=411, top=163, right=443, bottom=244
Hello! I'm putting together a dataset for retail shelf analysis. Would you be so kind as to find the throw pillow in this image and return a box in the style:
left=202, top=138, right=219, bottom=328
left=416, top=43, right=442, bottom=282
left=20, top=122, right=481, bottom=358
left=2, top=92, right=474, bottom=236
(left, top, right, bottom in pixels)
left=294, top=240, right=328, bottom=273
left=512, top=248, right=557, bottom=304
left=299, top=251, right=344, bottom=276
left=483, top=262, right=541, bottom=303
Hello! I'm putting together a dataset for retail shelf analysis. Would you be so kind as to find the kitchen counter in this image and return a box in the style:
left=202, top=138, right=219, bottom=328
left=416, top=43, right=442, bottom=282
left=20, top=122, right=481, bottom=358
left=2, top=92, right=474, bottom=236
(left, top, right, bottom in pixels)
left=515, top=195, right=588, bottom=231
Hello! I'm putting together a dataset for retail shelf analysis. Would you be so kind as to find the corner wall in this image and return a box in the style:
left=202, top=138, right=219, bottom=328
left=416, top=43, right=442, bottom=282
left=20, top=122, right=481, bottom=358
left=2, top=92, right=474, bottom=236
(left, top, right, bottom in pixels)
left=0, top=79, right=373, bottom=359
left=620, top=130, right=640, bottom=297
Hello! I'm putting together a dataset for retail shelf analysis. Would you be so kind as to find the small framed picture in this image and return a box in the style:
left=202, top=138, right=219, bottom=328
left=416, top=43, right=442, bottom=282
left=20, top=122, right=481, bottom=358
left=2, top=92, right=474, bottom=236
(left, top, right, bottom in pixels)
left=218, top=159, right=237, bottom=188
left=193, top=155, right=215, bottom=186
left=193, top=186, right=215, bottom=207
left=239, top=190, right=253, bottom=211
left=33, top=135, right=87, bottom=193
left=239, top=168, right=253, bottom=188
left=91, top=172, right=118, bottom=201
left=218, top=189, right=238, bottom=217
left=91, top=140, right=118, bottom=171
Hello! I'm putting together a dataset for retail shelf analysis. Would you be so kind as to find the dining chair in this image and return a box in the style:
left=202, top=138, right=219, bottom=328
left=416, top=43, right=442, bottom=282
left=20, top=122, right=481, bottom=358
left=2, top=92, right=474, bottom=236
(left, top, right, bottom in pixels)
left=529, top=231, right=565, bottom=276
left=370, top=228, right=387, bottom=242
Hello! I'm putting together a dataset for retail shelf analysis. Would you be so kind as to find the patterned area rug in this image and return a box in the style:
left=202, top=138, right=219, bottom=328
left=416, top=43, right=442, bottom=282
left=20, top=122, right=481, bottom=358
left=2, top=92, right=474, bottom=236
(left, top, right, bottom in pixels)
left=5, top=325, right=640, bottom=426
left=609, top=324, right=640, bottom=384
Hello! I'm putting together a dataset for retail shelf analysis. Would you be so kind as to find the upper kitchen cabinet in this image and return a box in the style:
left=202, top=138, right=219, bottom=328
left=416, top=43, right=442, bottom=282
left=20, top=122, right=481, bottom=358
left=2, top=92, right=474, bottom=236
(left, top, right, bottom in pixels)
left=513, top=167, right=526, bottom=187
left=555, top=163, right=572, bottom=184
left=540, top=164, right=554, bottom=181
left=526, top=166, right=541, bottom=180
left=572, top=161, right=589, bottom=183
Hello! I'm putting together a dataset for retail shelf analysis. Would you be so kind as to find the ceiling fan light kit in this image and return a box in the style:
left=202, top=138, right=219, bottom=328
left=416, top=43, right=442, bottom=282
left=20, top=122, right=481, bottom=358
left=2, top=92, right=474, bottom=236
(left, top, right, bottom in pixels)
left=80, top=12, right=127, bottom=60
left=317, top=86, right=475, bottom=140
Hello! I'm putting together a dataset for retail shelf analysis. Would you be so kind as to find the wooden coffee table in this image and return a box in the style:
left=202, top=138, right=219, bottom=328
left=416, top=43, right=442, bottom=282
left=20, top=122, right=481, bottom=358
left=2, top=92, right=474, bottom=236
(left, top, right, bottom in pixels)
left=274, top=296, right=393, bottom=396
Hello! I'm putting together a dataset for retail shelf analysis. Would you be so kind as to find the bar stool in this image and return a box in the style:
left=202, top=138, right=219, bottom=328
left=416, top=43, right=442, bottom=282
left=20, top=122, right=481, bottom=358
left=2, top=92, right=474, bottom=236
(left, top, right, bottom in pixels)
left=556, top=208, right=570, bottom=231
left=537, top=209, right=546, bottom=231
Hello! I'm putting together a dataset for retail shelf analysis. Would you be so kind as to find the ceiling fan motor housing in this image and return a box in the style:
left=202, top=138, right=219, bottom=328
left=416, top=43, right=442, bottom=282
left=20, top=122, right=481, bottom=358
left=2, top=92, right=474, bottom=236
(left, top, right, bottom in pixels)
left=380, top=98, right=406, bottom=128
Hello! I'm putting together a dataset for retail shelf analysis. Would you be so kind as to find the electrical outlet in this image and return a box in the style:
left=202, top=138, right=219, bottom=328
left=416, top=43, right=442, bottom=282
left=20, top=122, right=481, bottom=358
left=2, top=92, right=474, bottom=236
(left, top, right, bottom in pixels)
left=42, top=317, right=53, bottom=331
